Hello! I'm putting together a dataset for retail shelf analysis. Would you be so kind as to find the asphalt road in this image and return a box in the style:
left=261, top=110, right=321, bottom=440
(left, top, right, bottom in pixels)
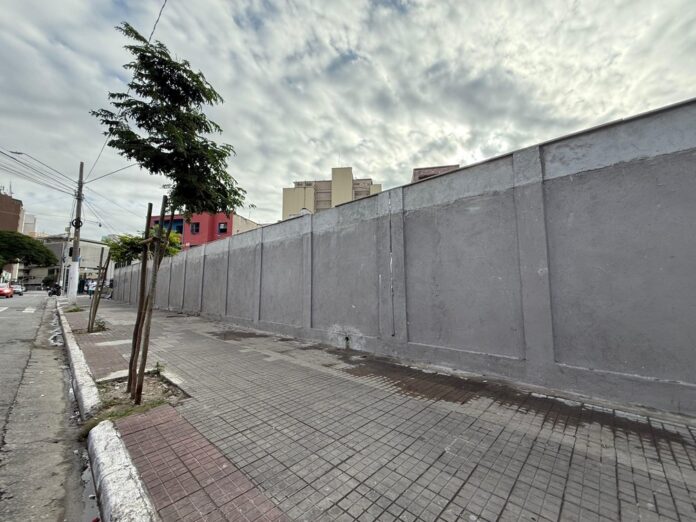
left=0, top=290, right=46, bottom=438
left=0, top=292, right=95, bottom=520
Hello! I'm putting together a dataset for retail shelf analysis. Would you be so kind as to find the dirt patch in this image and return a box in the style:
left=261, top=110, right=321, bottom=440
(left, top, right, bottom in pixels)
left=211, top=329, right=269, bottom=341
left=79, top=373, right=186, bottom=438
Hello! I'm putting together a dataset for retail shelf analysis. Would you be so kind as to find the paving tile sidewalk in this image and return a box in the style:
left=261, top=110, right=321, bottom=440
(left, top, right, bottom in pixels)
left=117, top=404, right=287, bottom=521
left=65, top=299, right=696, bottom=521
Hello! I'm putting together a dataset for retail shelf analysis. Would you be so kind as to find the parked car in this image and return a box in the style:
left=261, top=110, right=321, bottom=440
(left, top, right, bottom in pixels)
left=0, top=283, right=14, bottom=298
left=11, top=284, right=24, bottom=296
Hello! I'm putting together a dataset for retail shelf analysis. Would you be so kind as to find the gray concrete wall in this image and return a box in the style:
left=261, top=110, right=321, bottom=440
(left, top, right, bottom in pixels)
left=155, top=257, right=171, bottom=310
left=201, top=239, right=228, bottom=318
left=259, top=218, right=306, bottom=327
left=312, top=198, right=381, bottom=340
left=112, top=99, right=696, bottom=416
left=182, top=247, right=204, bottom=313
left=226, top=228, right=262, bottom=321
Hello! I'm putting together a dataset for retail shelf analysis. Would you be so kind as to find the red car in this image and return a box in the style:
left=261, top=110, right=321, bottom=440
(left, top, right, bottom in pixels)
left=0, top=283, right=14, bottom=298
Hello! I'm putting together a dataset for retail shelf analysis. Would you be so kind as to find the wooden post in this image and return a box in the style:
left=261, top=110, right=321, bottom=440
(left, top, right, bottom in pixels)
left=135, top=196, right=167, bottom=404
left=87, top=247, right=104, bottom=332
left=90, top=251, right=111, bottom=333
left=128, top=203, right=153, bottom=395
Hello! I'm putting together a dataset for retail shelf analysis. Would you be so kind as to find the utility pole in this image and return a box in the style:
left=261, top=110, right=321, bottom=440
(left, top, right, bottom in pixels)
left=67, top=162, right=84, bottom=305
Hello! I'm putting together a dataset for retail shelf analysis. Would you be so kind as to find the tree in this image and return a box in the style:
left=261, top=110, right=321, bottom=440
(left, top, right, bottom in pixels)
left=92, top=22, right=244, bottom=403
left=102, top=234, right=143, bottom=265
left=91, top=22, right=245, bottom=217
left=0, top=231, right=58, bottom=268
left=103, top=228, right=181, bottom=266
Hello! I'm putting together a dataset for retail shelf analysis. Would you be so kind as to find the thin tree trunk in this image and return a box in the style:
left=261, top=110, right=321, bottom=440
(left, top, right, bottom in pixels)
left=135, top=196, right=167, bottom=404
left=89, top=251, right=111, bottom=333
left=87, top=248, right=104, bottom=332
left=128, top=203, right=153, bottom=395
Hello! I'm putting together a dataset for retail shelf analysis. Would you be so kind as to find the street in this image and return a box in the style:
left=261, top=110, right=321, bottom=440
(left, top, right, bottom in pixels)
left=0, top=292, right=45, bottom=445
left=0, top=292, right=94, bottom=521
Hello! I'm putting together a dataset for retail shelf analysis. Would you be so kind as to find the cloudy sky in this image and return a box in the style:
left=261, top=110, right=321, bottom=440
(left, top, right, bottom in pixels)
left=1, top=0, right=694, bottom=238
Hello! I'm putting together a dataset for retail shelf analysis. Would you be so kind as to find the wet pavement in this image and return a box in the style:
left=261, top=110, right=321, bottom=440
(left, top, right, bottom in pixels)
left=64, top=298, right=696, bottom=521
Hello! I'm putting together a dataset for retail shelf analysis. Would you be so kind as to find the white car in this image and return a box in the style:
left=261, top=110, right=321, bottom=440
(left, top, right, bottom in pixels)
left=11, top=284, right=24, bottom=296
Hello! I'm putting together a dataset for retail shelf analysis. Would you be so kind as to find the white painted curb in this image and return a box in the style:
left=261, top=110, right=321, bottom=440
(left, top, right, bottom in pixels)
left=57, top=305, right=101, bottom=419
left=88, top=421, right=160, bottom=521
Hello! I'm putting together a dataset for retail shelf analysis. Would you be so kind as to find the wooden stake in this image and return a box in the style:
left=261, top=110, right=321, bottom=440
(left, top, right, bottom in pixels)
left=128, top=202, right=153, bottom=395
left=87, top=247, right=104, bottom=332
left=135, top=196, right=167, bottom=404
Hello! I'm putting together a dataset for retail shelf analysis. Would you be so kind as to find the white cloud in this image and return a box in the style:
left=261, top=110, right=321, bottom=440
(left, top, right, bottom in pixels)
left=0, top=0, right=694, bottom=237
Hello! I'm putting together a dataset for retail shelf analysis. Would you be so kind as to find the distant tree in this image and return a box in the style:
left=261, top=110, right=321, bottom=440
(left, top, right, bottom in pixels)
left=92, top=22, right=244, bottom=404
left=150, top=226, right=181, bottom=257
left=104, top=229, right=181, bottom=266
left=42, top=274, right=57, bottom=286
left=0, top=231, right=58, bottom=267
left=103, top=234, right=143, bottom=265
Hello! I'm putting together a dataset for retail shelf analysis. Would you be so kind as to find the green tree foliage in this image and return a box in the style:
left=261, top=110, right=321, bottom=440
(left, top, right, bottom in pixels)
left=91, top=22, right=245, bottom=217
left=150, top=226, right=181, bottom=258
left=0, top=231, right=58, bottom=267
left=104, top=229, right=181, bottom=265
left=103, top=234, right=142, bottom=265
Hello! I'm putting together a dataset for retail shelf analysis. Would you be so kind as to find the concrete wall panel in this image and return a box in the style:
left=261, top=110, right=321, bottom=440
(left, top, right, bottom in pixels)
left=259, top=219, right=306, bottom=327
left=155, top=258, right=171, bottom=310
left=129, top=265, right=140, bottom=305
left=227, top=229, right=262, bottom=320
left=545, top=148, right=696, bottom=383
left=169, top=253, right=186, bottom=312
left=312, top=202, right=380, bottom=337
left=404, top=189, right=525, bottom=358
left=182, top=247, right=203, bottom=313
left=202, top=239, right=229, bottom=316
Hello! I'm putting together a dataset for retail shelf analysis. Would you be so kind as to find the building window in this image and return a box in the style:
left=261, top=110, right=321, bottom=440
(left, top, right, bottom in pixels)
left=218, top=222, right=228, bottom=234
left=191, top=222, right=200, bottom=234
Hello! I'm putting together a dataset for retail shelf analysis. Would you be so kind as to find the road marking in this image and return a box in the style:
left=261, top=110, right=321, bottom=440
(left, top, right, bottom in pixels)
left=95, top=339, right=131, bottom=347
left=0, top=307, right=7, bottom=313
left=22, top=307, right=36, bottom=313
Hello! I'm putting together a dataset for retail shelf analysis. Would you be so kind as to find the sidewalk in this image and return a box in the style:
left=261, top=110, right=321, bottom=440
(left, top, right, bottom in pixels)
left=65, top=298, right=696, bottom=521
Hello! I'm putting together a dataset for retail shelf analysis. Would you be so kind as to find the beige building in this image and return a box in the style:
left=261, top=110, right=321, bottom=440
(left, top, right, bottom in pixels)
left=282, top=167, right=382, bottom=220
left=20, top=236, right=114, bottom=289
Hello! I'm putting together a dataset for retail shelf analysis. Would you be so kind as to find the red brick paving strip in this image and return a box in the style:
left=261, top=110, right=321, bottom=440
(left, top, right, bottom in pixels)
left=117, top=405, right=288, bottom=522
left=62, top=308, right=133, bottom=379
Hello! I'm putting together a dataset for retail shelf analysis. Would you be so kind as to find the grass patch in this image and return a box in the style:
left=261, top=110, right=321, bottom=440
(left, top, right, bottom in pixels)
left=79, top=399, right=165, bottom=440
left=64, top=306, right=84, bottom=313
left=79, top=373, right=185, bottom=440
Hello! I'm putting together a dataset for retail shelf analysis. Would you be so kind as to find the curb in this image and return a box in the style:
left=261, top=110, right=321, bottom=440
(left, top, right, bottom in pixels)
left=88, top=421, right=160, bottom=521
left=57, top=304, right=101, bottom=419
left=57, top=303, right=160, bottom=521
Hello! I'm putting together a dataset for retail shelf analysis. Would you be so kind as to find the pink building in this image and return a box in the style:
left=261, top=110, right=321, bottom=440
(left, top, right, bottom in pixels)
left=151, top=212, right=259, bottom=249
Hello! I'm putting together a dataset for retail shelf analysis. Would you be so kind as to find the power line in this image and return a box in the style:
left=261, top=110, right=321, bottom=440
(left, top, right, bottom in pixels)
left=148, top=0, right=168, bottom=42
left=83, top=198, right=120, bottom=235
left=85, top=0, right=169, bottom=180
left=0, top=151, right=76, bottom=193
left=0, top=163, right=74, bottom=196
left=84, top=186, right=144, bottom=219
left=6, top=150, right=75, bottom=184
left=84, top=163, right=138, bottom=184
left=0, top=159, right=75, bottom=196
